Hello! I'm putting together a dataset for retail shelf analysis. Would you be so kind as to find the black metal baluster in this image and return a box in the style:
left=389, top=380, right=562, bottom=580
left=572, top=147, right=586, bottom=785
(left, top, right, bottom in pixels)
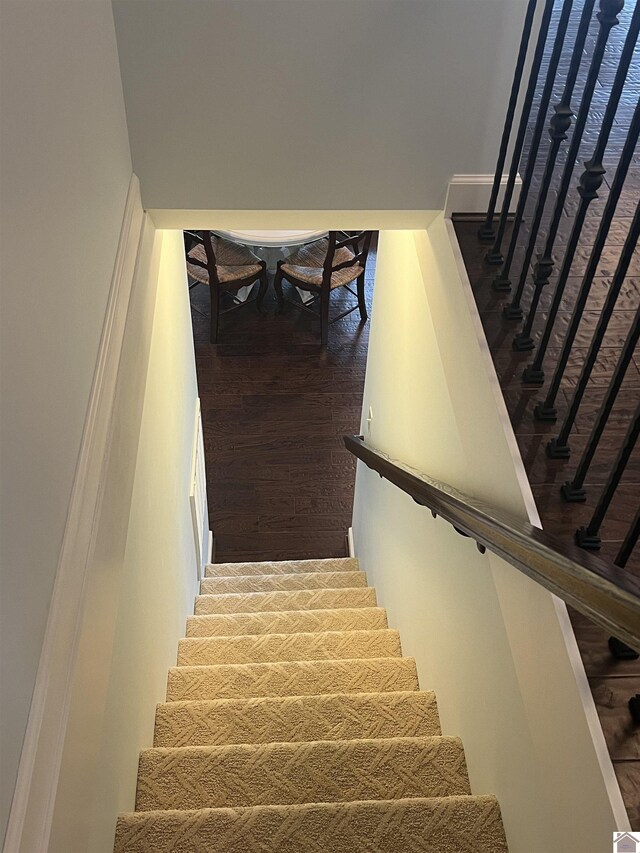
left=486, top=0, right=557, bottom=267
left=534, top=107, right=640, bottom=425
left=510, top=0, right=597, bottom=350
left=525, top=4, right=640, bottom=381
left=575, top=404, right=640, bottom=549
left=611, top=503, right=640, bottom=700
left=490, top=0, right=575, bottom=282
left=616, top=508, right=640, bottom=568
left=547, top=200, right=640, bottom=458
left=504, top=0, right=628, bottom=320
left=479, top=0, right=540, bottom=242
left=560, top=303, right=640, bottom=499
left=616, top=506, right=640, bottom=719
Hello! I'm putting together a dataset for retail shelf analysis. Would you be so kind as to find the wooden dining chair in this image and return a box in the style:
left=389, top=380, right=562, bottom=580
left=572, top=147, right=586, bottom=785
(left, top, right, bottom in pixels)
left=273, top=231, right=374, bottom=347
left=185, top=231, right=268, bottom=344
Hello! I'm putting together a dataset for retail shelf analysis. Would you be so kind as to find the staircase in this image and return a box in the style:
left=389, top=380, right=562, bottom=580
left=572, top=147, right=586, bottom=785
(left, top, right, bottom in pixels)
left=114, top=557, right=508, bottom=852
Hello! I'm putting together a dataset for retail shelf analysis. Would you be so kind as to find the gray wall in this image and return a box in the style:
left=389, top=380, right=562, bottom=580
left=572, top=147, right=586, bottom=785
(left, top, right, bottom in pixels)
left=0, top=0, right=132, bottom=841
left=112, top=0, right=528, bottom=211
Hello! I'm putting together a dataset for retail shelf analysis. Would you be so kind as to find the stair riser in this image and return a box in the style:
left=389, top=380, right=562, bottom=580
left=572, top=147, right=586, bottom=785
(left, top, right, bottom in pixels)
left=154, top=691, right=440, bottom=748
left=177, top=630, right=402, bottom=666
left=186, top=607, right=388, bottom=637
left=136, top=737, right=470, bottom=811
left=194, top=588, right=377, bottom=616
left=115, top=796, right=508, bottom=853
left=166, top=658, right=419, bottom=702
left=205, top=558, right=359, bottom=577
left=200, top=571, right=366, bottom=595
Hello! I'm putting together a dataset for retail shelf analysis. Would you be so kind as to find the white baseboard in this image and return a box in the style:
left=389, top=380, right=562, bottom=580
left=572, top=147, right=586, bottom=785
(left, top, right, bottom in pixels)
left=444, top=173, right=522, bottom=218
left=3, top=174, right=144, bottom=853
left=207, top=530, right=214, bottom=564
left=347, top=527, right=356, bottom=558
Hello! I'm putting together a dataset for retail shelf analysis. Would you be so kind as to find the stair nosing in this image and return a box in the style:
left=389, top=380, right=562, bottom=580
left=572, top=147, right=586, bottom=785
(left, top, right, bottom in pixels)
left=188, top=605, right=385, bottom=617
left=168, top=655, right=417, bottom=673
left=140, top=734, right=462, bottom=758
left=196, top=586, right=373, bottom=601
left=202, top=571, right=366, bottom=581
left=179, top=628, right=400, bottom=643
left=118, top=792, right=501, bottom=816
left=155, top=689, right=435, bottom=710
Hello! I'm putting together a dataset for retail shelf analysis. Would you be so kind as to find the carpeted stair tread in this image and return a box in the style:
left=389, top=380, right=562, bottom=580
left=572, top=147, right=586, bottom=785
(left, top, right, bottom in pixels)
left=200, top=571, right=367, bottom=595
left=115, top=795, right=508, bottom=853
left=194, top=587, right=376, bottom=615
left=135, top=736, right=470, bottom=811
left=186, top=607, right=388, bottom=637
left=153, top=690, right=441, bottom=748
left=166, top=657, right=419, bottom=701
left=177, top=629, right=402, bottom=666
left=205, top=557, right=359, bottom=577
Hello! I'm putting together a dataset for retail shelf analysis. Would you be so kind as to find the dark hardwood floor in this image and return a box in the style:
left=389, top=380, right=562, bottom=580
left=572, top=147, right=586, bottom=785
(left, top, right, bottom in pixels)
left=190, top=239, right=376, bottom=563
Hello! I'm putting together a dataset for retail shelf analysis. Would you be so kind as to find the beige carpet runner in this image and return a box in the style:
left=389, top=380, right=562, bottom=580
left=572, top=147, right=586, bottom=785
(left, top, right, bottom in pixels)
left=114, top=557, right=508, bottom=852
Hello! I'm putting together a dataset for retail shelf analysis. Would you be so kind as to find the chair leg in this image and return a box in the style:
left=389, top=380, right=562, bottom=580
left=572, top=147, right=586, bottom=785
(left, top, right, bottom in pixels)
left=357, top=273, right=368, bottom=322
left=320, top=288, right=330, bottom=348
left=274, top=268, right=285, bottom=313
left=209, top=284, right=220, bottom=344
left=257, top=266, right=268, bottom=314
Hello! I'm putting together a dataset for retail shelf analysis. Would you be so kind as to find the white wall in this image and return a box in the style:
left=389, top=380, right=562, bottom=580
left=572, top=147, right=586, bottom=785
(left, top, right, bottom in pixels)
left=112, top=0, right=529, bottom=212
left=352, top=224, right=628, bottom=851
left=0, top=0, right=132, bottom=843
left=46, top=228, right=200, bottom=853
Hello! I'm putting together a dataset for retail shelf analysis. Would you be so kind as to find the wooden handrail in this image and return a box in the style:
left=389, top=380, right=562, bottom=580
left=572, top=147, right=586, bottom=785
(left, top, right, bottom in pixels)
left=344, top=435, right=640, bottom=650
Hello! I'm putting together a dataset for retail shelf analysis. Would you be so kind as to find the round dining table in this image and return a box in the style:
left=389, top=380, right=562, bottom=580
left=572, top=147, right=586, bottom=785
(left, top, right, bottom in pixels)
left=215, top=229, right=328, bottom=248
left=215, top=229, right=328, bottom=302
